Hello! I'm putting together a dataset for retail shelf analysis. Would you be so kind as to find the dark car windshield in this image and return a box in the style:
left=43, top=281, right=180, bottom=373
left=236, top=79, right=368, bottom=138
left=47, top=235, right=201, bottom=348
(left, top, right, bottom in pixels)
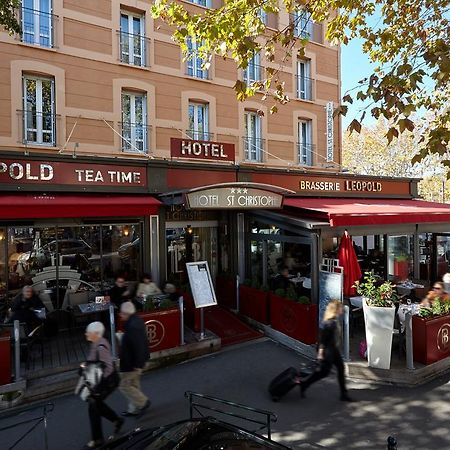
left=142, top=421, right=278, bottom=450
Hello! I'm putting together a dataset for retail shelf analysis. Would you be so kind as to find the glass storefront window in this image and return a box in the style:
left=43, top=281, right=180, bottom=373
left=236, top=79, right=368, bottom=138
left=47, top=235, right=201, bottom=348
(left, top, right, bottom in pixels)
left=0, top=228, right=5, bottom=304
left=388, top=235, right=414, bottom=281
left=435, top=235, right=450, bottom=280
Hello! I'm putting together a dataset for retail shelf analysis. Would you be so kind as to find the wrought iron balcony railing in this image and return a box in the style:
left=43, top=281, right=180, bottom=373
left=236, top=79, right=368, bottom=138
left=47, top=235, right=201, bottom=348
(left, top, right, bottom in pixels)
left=119, top=122, right=151, bottom=154
left=243, top=137, right=265, bottom=162
left=117, top=31, right=151, bottom=67
left=295, top=75, right=315, bottom=101
left=297, top=142, right=315, bottom=166
left=20, top=8, right=57, bottom=48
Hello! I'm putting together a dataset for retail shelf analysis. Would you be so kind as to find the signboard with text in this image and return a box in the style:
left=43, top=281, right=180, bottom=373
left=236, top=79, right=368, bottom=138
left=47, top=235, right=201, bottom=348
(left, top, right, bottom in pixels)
left=186, top=186, right=284, bottom=209
left=186, top=261, right=217, bottom=308
left=325, top=101, right=334, bottom=162
left=0, top=159, right=147, bottom=188
left=170, top=138, right=235, bottom=162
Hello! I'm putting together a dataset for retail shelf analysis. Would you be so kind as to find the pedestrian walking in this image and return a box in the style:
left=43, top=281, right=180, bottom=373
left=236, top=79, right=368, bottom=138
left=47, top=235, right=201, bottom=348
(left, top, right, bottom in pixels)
left=118, top=301, right=151, bottom=416
left=80, top=322, right=123, bottom=449
left=300, top=300, right=353, bottom=402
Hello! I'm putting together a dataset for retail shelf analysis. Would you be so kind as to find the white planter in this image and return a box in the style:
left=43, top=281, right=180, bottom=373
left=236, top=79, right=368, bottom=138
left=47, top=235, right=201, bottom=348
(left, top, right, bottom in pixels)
left=362, top=298, right=395, bottom=370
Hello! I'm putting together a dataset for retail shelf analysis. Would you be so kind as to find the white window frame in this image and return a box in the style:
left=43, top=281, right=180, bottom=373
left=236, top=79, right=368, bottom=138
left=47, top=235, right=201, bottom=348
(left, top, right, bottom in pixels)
left=22, top=0, right=53, bottom=48
left=23, top=75, right=55, bottom=146
left=120, top=12, right=146, bottom=67
left=244, top=111, right=263, bottom=162
left=186, top=38, right=209, bottom=80
left=298, top=119, right=313, bottom=165
left=189, top=0, right=211, bottom=7
left=294, top=11, right=313, bottom=39
left=121, top=91, right=148, bottom=153
left=297, top=60, right=312, bottom=100
left=244, top=53, right=261, bottom=85
left=188, top=102, right=210, bottom=140
left=258, top=8, right=267, bottom=25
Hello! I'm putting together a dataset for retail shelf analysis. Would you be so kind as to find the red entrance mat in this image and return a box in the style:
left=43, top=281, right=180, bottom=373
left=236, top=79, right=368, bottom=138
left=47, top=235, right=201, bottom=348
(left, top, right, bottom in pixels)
left=205, top=307, right=262, bottom=347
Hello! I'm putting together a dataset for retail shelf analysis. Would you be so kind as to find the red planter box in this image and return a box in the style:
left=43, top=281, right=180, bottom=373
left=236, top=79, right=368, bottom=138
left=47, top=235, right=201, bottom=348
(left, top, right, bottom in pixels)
left=0, top=331, right=11, bottom=385
left=394, top=260, right=409, bottom=280
left=180, top=291, right=201, bottom=333
left=270, top=293, right=318, bottom=344
left=216, top=276, right=236, bottom=309
left=413, top=314, right=450, bottom=365
left=239, top=286, right=270, bottom=324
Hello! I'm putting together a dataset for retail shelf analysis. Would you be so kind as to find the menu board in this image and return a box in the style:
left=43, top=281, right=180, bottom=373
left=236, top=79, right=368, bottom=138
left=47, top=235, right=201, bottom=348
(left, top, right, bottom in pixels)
left=186, top=261, right=218, bottom=308
left=318, top=270, right=343, bottom=326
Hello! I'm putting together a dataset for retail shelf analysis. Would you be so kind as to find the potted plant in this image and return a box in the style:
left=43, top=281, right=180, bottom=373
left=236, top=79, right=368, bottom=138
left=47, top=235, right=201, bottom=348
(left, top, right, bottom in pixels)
left=0, top=390, right=24, bottom=410
left=413, top=292, right=450, bottom=364
left=239, top=278, right=270, bottom=324
left=354, top=272, right=397, bottom=369
left=269, top=286, right=317, bottom=344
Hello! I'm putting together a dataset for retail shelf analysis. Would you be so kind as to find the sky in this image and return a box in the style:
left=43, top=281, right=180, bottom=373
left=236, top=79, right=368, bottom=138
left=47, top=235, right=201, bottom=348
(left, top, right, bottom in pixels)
left=340, top=38, right=376, bottom=129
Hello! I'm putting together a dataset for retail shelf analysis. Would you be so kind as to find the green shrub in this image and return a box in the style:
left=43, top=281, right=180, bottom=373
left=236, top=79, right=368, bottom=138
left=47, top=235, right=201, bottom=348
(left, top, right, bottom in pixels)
left=286, top=285, right=297, bottom=301
left=297, top=296, right=311, bottom=305
left=274, top=288, right=286, bottom=298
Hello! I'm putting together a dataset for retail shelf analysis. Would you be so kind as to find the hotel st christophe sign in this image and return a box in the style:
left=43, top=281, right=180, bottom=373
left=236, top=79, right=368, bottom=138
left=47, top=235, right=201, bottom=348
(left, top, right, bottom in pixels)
left=185, top=183, right=288, bottom=209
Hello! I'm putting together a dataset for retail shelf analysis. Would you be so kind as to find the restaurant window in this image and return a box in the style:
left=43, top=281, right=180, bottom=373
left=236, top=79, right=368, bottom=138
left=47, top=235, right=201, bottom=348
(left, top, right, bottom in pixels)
left=243, top=52, right=262, bottom=85
left=102, top=224, right=141, bottom=287
left=244, top=110, right=263, bottom=162
left=119, top=11, right=147, bottom=67
left=0, top=228, right=6, bottom=305
left=388, top=235, right=414, bottom=282
left=293, top=10, right=313, bottom=38
left=6, top=223, right=142, bottom=308
left=298, top=119, right=313, bottom=166
left=21, top=0, right=54, bottom=48
left=257, top=8, right=267, bottom=25
left=188, top=102, right=210, bottom=141
left=23, top=75, right=55, bottom=146
left=297, top=60, right=312, bottom=101
left=186, top=38, right=209, bottom=80
left=121, top=91, right=148, bottom=153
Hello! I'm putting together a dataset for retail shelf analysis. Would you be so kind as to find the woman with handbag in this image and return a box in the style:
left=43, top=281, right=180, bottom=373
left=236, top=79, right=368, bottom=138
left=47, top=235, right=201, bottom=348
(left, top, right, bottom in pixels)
left=83, top=321, right=124, bottom=449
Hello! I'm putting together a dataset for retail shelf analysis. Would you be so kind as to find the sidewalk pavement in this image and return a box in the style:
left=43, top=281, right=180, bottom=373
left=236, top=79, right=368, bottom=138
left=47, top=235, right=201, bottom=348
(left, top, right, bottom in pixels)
left=1, top=339, right=450, bottom=449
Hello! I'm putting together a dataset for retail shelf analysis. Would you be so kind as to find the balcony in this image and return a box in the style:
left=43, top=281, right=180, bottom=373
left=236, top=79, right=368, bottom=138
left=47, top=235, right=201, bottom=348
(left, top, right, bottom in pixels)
left=18, top=110, right=59, bottom=147
left=186, top=60, right=210, bottom=80
left=243, top=137, right=265, bottom=162
left=297, top=142, right=315, bottom=166
left=243, top=64, right=263, bottom=85
left=20, top=8, right=57, bottom=48
left=119, top=122, right=151, bottom=154
left=117, top=31, right=150, bottom=68
left=185, top=130, right=215, bottom=141
left=295, top=76, right=314, bottom=101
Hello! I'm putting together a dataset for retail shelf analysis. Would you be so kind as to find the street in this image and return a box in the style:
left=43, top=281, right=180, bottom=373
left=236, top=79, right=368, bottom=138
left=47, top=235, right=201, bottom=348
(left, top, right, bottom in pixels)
left=1, top=339, right=450, bottom=450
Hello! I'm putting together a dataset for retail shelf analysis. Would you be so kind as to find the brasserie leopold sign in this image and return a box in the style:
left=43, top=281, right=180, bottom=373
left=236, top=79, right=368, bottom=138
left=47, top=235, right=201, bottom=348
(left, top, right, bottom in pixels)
left=0, top=159, right=147, bottom=188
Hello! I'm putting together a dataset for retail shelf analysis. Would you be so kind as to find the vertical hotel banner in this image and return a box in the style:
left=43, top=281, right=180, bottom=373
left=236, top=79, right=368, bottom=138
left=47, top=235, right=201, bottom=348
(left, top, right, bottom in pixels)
left=326, top=101, right=334, bottom=162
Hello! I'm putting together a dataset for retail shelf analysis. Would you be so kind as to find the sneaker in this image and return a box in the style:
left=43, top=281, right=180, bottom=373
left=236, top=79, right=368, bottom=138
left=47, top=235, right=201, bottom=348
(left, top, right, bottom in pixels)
left=114, top=418, right=125, bottom=435
left=85, top=440, right=104, bottom=449
left=121, top=410, right=139, bottom=417
left=139, top=399, right=151, bottom=413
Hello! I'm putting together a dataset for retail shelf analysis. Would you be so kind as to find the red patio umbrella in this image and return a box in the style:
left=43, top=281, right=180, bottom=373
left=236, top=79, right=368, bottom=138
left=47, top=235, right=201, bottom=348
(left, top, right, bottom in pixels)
left=338, top=230, right=362, bottom=297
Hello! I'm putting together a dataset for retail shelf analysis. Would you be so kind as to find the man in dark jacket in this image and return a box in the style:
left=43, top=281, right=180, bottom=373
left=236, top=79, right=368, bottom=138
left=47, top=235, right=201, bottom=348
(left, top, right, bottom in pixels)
left=118, top=301, right=150, bottom=417
left=109, top=277, right=132, bottom=309
left=10, top=286, right=45, bottom=333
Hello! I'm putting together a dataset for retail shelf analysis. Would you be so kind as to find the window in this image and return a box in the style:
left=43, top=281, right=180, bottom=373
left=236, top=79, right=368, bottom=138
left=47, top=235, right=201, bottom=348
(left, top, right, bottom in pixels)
left=119, top=12, right=147, bottom=67
left=243, top=53, right=261, bottom=84
left=258, top=8, right=267, bottom=25
left=186, top=38, right=209, bottom=80
left=297, top=60, right=313, bottom=100
left=23, top=75, right=55, bottom=146
left=244, top=111, right=263, bottom=162
left=293, top=11, right=313, bottom=39
left=188, top=102, right=210, bottom=140
left=188, top=0, right=210, bottom=7
left=388, top=235, right=414, bottom=281
left=298, top=120, right=313, bottom=165
left=22, top=0, right=54, bottom=48
left=121, top=92, right=148, bottom=153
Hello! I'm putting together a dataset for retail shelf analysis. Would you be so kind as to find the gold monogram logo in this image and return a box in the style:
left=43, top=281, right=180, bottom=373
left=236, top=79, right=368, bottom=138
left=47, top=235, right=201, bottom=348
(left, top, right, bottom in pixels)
left=437, top=324, right=450, bottom=353
left=145, top=320, right=165, bottom=348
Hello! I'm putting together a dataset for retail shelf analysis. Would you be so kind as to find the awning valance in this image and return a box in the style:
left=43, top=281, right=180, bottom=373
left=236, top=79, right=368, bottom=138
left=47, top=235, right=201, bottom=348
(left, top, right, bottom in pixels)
left=0, top=195, right=161, bottom=219
left=283, top=198, right=450, bottom=227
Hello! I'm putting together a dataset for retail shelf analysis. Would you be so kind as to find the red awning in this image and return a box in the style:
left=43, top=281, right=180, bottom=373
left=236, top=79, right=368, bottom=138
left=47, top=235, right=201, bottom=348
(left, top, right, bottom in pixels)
left=0, top=195, right=160, bottom=219
left=283, top=198, right=450, bottom=227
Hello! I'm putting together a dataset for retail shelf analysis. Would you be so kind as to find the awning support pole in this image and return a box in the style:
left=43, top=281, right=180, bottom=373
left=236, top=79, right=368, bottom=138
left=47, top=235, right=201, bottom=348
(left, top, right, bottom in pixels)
left=343, top=305, right=350, bottom=361
left=405, top=312, right=415, bottom=370
left=179, top=296, right=185, bottom=345
left=109, top=304, right=117, bottom=360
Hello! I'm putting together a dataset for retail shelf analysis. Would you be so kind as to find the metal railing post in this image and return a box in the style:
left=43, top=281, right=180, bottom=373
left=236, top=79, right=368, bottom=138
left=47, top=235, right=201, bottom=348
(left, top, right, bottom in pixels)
left=236, top=275, right=240, bottom=312
left=14, top=320, right=21, bottom=381
left=200, top=308, right=205, bottom=340
left=179, top=296, right=185, bottom=345
left=405, top=312, right=415, bottom=370
left=343, top=305, right=350, bottom=361
left=109, top=304, right=116, bottom=359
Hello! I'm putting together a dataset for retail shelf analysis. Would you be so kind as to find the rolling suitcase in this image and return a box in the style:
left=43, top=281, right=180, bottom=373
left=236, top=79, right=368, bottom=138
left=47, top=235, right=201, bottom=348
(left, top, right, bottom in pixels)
left=268, top=367, right=299, bottom=401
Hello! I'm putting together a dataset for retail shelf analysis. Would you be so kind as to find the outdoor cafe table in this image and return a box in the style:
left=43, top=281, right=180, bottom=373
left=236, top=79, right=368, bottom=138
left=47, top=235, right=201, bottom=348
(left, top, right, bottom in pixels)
left=78, top=302, right=112, bottom=314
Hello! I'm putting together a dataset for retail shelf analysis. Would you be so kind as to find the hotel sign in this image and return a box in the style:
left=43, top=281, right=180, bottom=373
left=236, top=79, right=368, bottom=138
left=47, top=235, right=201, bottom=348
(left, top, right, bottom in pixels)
left=170, top=138, right=235, bottom=162
left=326, top=101, right=334, bottom=162
left=0, top=159, right=147, bottom=188
left=186, top=186, right=283, bottom=209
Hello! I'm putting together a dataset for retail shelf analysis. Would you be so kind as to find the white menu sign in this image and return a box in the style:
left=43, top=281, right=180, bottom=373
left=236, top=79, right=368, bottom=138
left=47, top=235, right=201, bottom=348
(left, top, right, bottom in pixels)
left=186, top=261, right=217, bottom=308
left=326, top=101, right=334, bottom=162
